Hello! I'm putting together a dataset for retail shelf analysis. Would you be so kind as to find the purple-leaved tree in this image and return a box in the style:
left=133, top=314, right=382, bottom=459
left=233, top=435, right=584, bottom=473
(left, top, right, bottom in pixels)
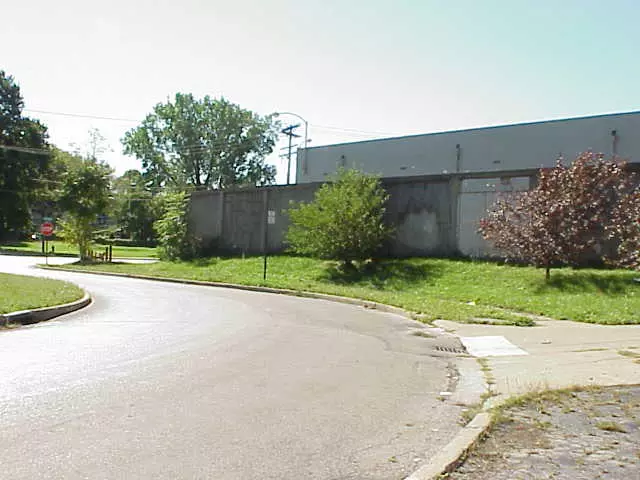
left=611, top=184, right=640, bottom=270
left=479, top=152, right=639, bottom=280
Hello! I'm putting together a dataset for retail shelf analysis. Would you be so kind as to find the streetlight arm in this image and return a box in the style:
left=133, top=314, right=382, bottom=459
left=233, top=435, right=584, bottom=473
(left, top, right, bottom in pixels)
left=274, top=111, right=310, bottom=180
left=274, top=111, right=308, bottom=149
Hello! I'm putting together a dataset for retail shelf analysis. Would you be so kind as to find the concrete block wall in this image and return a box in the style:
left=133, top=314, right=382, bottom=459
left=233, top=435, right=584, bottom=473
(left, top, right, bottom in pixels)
left=190, top=171, right=552, bottom=258
left=190, top=184, right=319, bottom=255
left=189, top=176, right=459, bottom=257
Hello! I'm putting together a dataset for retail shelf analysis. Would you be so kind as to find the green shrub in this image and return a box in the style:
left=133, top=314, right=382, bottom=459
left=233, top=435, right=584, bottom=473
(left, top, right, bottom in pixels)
left=154, top=192, right=198, bottom=260
left=286, top=168, right=393, bottom=266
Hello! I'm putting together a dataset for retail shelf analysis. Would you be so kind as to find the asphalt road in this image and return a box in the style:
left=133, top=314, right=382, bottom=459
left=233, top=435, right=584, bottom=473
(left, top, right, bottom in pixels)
left=0, top=255, right=466, bottom=480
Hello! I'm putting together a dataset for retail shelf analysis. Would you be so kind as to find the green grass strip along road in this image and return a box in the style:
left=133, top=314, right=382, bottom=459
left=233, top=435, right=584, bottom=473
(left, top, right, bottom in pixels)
left=0, top=273, right=84, bottom=315
left=0, top=241, right=157, bottom=258
left=56, top=256, right=639, bottom=325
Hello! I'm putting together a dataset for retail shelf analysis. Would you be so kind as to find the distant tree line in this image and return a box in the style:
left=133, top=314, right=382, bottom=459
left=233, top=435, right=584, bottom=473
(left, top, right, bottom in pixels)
left=1, top=69, right=281, bottom=260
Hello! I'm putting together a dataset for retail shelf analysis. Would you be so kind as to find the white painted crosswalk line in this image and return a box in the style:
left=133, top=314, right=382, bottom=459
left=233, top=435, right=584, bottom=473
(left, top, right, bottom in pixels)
left=461, top=336, right=529, bottom=357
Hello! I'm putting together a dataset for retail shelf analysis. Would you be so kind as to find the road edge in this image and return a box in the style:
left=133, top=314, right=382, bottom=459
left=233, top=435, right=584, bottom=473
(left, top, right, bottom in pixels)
left=39, top=265, right=426, bottom=322
left=0, top=292, right=92, bottom=327
left=405, top=411, right=492, bottom=479
left=39, top=265, right=489, bottom=479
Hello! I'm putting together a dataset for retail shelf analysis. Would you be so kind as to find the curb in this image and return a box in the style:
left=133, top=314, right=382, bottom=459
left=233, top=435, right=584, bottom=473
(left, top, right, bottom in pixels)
left=405, top=412, right=492, bottom=480
left=405, top=412, right=493, bottom=480
left=39, top=266, right=427, bottom=323
left=0, top=250, right=78, bottom=258
left=0, top=292, right=92, bottom=327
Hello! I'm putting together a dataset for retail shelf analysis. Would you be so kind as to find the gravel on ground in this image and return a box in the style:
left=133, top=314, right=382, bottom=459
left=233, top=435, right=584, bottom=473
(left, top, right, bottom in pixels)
left=448, top=385, right=640, bottom=480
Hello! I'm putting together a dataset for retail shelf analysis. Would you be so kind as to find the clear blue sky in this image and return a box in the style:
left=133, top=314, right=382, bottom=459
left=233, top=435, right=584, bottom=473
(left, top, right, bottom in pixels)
left=2, top=0, right=639, bottom=180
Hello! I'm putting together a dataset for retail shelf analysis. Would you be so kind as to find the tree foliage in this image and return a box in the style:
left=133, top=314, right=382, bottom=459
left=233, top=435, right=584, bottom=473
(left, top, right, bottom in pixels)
left=479, top=152, right=639, bottom=278
left=57, top=157, right=112, bottom=260
left=70, top=127, right=112, bottom=163
left=122, top=93, right=278, bottom=191
left=58, top=215, right=95, bottom=261
left=112, top=169, right=160, bottom=244
left=286, top=169, right=393, bottom=265
left=611, top=184, right=640, bottom=270
left=153, top=192, right=198, bottom=260
left=0, top=70, right=50, bottom=239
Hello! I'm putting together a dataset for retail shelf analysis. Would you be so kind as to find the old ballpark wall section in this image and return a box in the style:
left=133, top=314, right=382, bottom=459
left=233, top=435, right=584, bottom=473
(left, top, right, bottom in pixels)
left=189, top=171, right=537, bottom=257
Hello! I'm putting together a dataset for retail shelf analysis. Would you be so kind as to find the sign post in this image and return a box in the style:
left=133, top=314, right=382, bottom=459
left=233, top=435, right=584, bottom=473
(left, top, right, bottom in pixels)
left=263, top=210, right=276, bottom=281
left=40, top=222, right=54, bottom=265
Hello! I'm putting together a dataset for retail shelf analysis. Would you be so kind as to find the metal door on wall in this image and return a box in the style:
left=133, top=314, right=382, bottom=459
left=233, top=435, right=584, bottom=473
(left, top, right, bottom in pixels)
left=457, top=177, right=530, bottom=257
left=222, top=190, right=264, bottom=253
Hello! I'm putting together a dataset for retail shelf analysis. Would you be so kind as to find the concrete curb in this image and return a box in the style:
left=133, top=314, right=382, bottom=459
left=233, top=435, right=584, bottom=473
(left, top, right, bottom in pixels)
left=0, top=250, right=78, bottom=258
left=39, top=265, right=427, bottom=323
left=0, top=292, right=91, bottom=327
left=405, top=412, right=493, bottom=480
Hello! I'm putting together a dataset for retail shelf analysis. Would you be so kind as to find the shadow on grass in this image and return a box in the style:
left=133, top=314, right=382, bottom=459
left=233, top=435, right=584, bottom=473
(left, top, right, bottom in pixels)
left=190, top=257, right=219, bottom=267
left=534, top=271, right=636, bottom=295
left=318, top=259, right=443, bottom=290
left=0, top=242, right=30, bottom=248
left=0, top=249, right=43, bottom=257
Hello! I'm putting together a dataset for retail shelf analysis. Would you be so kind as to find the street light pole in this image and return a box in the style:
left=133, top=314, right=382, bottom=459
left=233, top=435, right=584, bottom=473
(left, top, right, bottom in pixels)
left=275, top=112, right=309, bottom=180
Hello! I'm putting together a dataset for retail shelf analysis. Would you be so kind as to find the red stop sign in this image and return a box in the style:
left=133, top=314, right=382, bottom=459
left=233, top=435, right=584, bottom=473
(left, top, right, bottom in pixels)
left=40, top=222, right=54, bottom=236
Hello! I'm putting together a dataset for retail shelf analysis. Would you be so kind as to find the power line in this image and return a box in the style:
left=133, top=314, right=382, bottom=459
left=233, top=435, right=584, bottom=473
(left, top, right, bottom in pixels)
left=0, top=145, right=52, bottom=155
left=23, top=109, right=139, bottom=123
left=311, top=124, right=400, bottom=137
left=24, top=107, right=400, bottom=139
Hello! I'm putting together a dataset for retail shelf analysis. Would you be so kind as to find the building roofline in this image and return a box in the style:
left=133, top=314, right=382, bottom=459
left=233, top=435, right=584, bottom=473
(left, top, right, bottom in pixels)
left=303, top=109, right=640, bottom=151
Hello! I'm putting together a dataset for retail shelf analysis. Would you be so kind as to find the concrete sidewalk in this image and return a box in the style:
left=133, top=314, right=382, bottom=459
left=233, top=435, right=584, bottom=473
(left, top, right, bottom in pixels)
left=435, top=319, right=640, bottom=398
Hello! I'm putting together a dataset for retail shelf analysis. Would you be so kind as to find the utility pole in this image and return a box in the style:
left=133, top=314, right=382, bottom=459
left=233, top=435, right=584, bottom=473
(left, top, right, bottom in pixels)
left=275, top=112, right=309, bottom=175
left=280, top=124, right=301, bottom=185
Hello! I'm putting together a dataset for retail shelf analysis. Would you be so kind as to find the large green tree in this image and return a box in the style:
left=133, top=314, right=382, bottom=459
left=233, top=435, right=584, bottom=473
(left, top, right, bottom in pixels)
left=122, top=94, right=278, bottom=191
left=0, top=70, right=50, bottom=239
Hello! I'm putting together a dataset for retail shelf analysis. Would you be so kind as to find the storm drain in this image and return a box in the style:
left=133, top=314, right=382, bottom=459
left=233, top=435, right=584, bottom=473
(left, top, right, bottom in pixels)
left=434, top=344, right=467, bottom=355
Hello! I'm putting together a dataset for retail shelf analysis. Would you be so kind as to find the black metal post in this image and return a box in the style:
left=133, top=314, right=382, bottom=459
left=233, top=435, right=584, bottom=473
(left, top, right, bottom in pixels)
left=263, top=189, right=269, bottom=281
left=263, top=250, right=268, bottom=281
left=263, top=215, right=268, bottom=282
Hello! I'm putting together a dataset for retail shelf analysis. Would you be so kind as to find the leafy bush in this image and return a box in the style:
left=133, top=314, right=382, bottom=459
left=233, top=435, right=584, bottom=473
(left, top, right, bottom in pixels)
left=57, top=216, right=94, bottom=261
left=286, top=169, right=393, bottom=265
left=154, top=192, right=198, bottom=260
left=57, top=158, right=112, bottom=260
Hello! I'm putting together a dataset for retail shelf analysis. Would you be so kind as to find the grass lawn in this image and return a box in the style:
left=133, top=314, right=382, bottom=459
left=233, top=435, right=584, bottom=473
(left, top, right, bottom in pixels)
left=0, top=241, right=157, bottom=258
left=55, top=256, right=639, bottom=325
left=0, top=273, right=84, bottom=315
